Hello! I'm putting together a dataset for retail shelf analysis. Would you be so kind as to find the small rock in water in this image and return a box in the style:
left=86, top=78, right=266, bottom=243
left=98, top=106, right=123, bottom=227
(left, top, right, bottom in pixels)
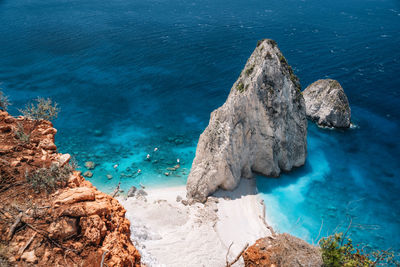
left=113, top=164, right=118, bottom=169
left=174, top=139, right=184, bottom=145
left=84, top=161, right=96, bottom=170
left=83, top=171, right=93, bottom=178
left=303, top=79, right=351, bottom=128
left=164, top=172, right=170, bottom=176
left=176, top=195, right=182, bottom=202
left=127, top=186, right=137, bottom=197
left=93, top=129, right=103, bottom=136
left=107, top=174, right=113, bottom=180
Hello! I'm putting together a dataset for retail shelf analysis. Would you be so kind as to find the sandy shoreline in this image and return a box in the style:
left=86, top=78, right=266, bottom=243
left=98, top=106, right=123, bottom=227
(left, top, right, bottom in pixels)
left=118, top=178, right=272, bottom=267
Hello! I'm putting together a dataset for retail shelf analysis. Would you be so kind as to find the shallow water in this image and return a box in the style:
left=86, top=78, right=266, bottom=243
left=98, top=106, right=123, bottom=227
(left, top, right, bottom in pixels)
left=1, top=0, right=399, bottom=256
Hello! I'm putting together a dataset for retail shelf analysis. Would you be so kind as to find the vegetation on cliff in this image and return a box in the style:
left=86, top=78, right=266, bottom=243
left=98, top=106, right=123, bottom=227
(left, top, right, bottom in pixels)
left=0, top=90, right=141, bottom=266
left=320, top=233, right=399, bottom=266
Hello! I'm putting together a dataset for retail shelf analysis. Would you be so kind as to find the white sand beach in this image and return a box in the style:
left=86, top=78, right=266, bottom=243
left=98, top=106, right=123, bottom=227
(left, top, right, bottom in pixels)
left=118, top=178, right=273, bottom=267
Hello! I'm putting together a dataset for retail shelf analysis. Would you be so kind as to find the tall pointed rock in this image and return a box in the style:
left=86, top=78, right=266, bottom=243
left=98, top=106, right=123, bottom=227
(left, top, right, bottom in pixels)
left=186, top=39, right=307, bottom=202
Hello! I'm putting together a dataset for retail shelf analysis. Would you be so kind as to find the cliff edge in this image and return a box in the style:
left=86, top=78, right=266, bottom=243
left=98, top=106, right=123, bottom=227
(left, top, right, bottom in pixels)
left=0, top=110, right=141, bottom=266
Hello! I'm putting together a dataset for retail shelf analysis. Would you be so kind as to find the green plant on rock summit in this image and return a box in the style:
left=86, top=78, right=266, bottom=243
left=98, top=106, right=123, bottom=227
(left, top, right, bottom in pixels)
left=0, top=89, right=10, bottom=111
left=19, top=97, right=59, bottom=121
left=17, top=97, right=60, bottom=143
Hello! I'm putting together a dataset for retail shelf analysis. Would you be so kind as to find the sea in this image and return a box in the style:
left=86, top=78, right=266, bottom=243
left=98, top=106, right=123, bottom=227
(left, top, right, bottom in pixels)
left=1, top=0, right=399, bottom=257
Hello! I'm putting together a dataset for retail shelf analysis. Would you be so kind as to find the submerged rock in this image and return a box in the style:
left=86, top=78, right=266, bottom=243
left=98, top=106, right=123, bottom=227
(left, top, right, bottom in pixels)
left=186, top=39, right=307, bottom=202
left=83, top=171, right=93, bottom=178
left=243, top=234, right=323, bottom=267
left=127, top=186, right=137, bottom=197
left=303, top=79, right=351, bottom=128
left=84, top=161, right=96, bottom=170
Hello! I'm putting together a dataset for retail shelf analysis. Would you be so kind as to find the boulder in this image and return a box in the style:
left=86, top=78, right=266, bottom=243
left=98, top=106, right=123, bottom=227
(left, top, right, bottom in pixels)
left=303, top=79, right=351, bottom=128
left=186, top=39, right=307, bottom=202
left=53, top=187, right=95, bottom=206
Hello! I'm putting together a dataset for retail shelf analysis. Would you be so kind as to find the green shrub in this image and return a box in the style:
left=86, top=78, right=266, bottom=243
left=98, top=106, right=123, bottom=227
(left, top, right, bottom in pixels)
left=19, top=97, right=59, bottom=121
left=236, top=81, right=245, bottom=93
left=0, top=90, right=10, bottom=111
left=245, top=66, right=254, bottom=76
left=25, top=163, right=74, bottom=193
left=319, top=233, right=399, bottom=266
left=14, top=122, right=30, bottom=143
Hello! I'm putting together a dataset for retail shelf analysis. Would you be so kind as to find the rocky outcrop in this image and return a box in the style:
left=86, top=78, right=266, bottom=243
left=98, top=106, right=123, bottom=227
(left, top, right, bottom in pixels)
left=303, top=79, right=351, bottom=128
left=243, top=234, right=323, bottom=267
left=0, top=110, right=141, bottom=266
left=186, top=39, right=307, bottom=202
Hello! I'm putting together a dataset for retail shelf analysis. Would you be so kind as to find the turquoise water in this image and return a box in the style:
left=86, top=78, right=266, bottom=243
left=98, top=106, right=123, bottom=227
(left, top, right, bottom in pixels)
left=1, top=0, right=399, bottom=257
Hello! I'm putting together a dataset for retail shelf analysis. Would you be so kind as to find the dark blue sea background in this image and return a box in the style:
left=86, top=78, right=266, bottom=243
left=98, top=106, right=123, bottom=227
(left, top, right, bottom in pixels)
left=1, top=0, right=399, bottom=256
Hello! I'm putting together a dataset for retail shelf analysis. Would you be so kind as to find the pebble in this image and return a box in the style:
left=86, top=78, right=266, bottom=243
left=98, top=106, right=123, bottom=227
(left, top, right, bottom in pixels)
left=107, top=174, right=113, bottom=180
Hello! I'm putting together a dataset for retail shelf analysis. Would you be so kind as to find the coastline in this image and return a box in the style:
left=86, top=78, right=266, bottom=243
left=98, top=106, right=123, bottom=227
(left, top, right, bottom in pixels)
left=118, top=178, right=272, bottom=267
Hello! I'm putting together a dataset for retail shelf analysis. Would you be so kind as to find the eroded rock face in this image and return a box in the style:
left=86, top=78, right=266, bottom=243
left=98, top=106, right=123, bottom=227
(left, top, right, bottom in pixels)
left=243, top=234, right=323, bottom=267
left=186, top=39, right=307, bottom=202
left=0, top=110, right=141, bottom=267
left=303, top=79, right=351, bottom=128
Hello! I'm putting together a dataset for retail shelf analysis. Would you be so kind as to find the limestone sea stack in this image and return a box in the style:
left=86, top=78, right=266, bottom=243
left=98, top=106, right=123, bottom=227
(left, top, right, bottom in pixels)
left=303, top=79, right=351, bottom=128
left=186, top=39, right=307, bottom=202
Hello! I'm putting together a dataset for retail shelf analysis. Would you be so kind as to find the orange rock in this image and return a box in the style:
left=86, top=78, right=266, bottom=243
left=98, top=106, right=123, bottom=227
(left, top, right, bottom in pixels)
left=48, top=217, right=78, bottom=240
left=80, top=215, right=107, bottom=245
left=243, top=234, right=322, bottom=267
left=53, top=186, right=95, bottom=206
left=38, top=138, right=57, bottom=150
left=0, top=111, right=141, bottom=267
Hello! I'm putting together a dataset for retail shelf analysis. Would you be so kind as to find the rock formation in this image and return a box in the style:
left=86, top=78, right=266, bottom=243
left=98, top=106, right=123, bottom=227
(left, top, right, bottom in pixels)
left=303, top=79, right=351, bottom=128
left=187, top=39, right=307, bottom=202
left=243, top=234, right=323, bottom=267
left=0, top=110, right=141, bottom=266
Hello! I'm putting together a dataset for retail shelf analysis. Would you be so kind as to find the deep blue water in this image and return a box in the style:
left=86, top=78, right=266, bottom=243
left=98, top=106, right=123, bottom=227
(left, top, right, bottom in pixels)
left=1, top=0, right=399, bottom=257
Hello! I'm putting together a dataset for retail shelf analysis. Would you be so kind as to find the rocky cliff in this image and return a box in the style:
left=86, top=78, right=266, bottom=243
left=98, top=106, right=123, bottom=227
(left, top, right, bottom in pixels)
left=243, top=234, right=323, bottom=267
left=303, top=79, right=351, bottom=128
left=0, top=110, right=141, bottom=266
left=186, top=39, right=307, bottom=202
